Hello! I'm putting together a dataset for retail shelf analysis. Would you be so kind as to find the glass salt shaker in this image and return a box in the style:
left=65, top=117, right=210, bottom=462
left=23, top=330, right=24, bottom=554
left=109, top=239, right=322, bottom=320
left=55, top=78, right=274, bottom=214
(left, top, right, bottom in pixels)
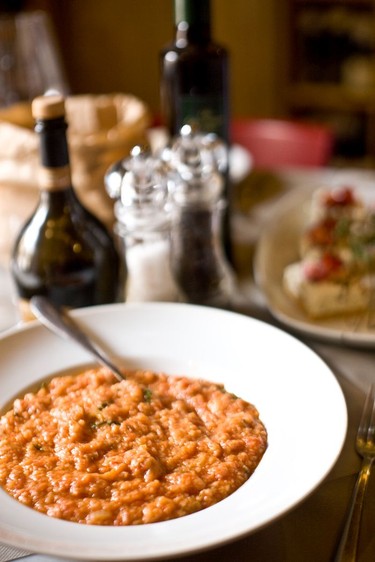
left=105, top=146, right=180, bottom=303
left=167, top=126, right=233, bottom=308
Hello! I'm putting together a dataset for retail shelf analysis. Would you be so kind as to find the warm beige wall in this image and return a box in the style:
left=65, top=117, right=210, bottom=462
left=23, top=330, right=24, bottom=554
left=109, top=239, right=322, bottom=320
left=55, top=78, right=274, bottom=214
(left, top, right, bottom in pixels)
left=32, top=0, right=284, bottom=119
left=215, top=0, right=285, bottom=118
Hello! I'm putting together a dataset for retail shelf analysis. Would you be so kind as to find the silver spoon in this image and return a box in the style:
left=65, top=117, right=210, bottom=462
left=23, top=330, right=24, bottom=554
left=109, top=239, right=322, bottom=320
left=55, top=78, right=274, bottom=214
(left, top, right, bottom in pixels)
left=30, top=296, right=125, bottom=382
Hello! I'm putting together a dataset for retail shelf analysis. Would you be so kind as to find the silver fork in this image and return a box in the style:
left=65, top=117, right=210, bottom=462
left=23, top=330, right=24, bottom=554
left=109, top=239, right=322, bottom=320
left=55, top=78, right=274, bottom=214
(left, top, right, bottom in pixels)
left=334, top=385, right=375, bottom=561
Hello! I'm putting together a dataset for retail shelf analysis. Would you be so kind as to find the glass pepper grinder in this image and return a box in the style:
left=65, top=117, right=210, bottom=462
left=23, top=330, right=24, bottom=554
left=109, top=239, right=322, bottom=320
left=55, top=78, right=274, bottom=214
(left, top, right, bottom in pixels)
left=167, top=125, right=233, bottom=308
left=105, top=146, right=180, bottom=303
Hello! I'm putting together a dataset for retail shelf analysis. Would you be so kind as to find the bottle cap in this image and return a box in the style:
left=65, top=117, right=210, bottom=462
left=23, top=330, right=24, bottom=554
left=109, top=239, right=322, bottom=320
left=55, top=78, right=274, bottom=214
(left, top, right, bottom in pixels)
left=32, top=94, right=65, bottom=120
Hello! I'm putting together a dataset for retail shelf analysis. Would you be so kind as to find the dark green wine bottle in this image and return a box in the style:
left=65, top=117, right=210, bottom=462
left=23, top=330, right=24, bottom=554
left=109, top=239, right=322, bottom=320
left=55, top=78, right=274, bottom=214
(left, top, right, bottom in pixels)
left=11, top=94, right=125, bottom=321
left=160, top=0, right=229, bottom=141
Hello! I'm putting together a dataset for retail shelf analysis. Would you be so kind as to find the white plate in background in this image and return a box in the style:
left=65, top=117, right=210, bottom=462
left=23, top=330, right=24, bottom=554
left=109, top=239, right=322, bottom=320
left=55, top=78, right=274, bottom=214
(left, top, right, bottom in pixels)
left=254, top=186, right=375, bottom=348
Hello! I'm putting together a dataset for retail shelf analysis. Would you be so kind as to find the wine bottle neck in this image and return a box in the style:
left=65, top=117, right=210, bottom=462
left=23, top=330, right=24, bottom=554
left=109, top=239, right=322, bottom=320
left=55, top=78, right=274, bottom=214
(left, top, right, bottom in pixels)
left=174, top=0, right=211, bottom=44
left=34, top=114, right=72, bottom=191
left=35, top=116, right=69, bottom=167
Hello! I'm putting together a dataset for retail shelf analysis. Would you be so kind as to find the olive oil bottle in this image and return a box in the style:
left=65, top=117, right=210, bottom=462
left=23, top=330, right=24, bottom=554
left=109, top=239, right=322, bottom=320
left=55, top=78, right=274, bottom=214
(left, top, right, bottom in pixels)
left=11, top=94, right=124, bottom=321
left=160, top=0, right=229, bottom=141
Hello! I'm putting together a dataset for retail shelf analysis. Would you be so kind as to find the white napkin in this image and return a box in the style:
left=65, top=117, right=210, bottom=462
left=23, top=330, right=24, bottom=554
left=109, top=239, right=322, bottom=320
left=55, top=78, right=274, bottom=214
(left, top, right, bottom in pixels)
left=0, top=544, right=31, bottom=562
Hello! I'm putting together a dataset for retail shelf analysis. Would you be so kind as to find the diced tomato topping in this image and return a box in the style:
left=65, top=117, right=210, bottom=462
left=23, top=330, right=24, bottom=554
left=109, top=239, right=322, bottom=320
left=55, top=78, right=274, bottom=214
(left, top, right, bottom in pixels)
left=322, top=187, right=356, bottom=207
left=303, top=252, right=344, bottom=281
left=306, top=217, right=336, bottom=246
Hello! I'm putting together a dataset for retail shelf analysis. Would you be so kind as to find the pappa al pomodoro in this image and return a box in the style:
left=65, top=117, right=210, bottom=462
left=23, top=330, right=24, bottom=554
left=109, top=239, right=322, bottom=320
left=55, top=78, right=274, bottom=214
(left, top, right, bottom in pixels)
left=0, top=367, right=267, bottom=525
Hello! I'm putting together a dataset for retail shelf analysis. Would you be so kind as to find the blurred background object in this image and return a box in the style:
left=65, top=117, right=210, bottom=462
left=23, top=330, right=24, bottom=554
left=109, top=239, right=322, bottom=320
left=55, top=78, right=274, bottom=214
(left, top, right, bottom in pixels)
left=231, top=117, right=334, bottom=170
left=286, top=0, right=375, bottom=167
left=0, top=0, right=68, bottom=106
left=160, top=0, right=229, bottom=141
left=24, top=0, right=285, bottom=132
left=6, top=0, right=375, bottom=167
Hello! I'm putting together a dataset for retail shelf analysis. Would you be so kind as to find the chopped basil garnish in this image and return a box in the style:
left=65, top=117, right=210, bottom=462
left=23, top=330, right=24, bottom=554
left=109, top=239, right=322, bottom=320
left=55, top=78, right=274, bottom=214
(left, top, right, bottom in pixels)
left=143, top=388, right=152, bottom=403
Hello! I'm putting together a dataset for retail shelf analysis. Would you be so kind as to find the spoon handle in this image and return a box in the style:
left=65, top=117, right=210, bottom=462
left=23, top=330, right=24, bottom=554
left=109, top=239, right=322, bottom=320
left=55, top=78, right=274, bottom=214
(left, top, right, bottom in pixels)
left=30, top=296, right=125, bottom=382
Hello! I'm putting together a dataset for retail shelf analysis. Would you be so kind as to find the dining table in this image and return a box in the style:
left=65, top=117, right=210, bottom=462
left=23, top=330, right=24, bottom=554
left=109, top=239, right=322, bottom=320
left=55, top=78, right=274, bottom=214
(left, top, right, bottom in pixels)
left=1, top=164, right=375, bottom=562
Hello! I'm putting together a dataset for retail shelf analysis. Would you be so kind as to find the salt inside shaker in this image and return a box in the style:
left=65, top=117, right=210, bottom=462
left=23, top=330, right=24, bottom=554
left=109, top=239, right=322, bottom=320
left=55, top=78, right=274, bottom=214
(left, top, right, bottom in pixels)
left=107, top=146, right=179, bottom=303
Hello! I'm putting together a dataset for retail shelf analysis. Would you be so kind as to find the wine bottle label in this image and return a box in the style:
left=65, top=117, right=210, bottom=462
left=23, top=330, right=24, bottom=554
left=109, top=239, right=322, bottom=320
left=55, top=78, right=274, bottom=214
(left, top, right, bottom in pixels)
left=177, top=95, right=226, bottom=138
left=38, top=166, right=72, bottom=190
